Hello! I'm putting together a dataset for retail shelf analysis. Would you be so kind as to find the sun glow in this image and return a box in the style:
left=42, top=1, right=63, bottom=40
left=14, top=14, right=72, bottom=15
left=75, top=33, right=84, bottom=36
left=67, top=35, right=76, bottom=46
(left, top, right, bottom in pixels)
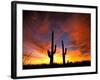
left=23, top=49, right=90, bottom=65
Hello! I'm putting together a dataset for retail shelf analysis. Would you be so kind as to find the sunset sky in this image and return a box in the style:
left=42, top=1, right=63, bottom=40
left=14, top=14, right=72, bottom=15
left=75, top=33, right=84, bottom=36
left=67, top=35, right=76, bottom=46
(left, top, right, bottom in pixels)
left=23, top=10, right=91, bottom=65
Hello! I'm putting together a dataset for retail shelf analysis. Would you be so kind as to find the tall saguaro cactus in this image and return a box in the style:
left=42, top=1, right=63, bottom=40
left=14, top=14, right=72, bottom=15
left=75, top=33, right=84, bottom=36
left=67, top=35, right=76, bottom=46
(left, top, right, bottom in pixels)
left=48, top=31, right=56, bottom=64
left=61, top=40, right=67, bottom=64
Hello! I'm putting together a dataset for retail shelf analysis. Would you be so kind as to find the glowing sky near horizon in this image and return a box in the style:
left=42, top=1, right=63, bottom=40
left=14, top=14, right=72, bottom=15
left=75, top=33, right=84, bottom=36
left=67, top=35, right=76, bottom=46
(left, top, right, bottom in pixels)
left=23, top=10, right=91, bottom=65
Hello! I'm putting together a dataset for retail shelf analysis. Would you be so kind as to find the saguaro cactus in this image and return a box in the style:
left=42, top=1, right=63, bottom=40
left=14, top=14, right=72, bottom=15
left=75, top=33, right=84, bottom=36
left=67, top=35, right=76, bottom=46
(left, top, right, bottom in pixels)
left=48, top=31, right=56, bottom=64
left=61, top=40, right=67, bottom=64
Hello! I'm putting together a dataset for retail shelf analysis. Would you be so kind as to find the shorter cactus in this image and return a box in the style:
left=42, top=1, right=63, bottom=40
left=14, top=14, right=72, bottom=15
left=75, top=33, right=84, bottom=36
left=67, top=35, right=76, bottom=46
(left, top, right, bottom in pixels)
left=61, top=40, right=67, bottom=64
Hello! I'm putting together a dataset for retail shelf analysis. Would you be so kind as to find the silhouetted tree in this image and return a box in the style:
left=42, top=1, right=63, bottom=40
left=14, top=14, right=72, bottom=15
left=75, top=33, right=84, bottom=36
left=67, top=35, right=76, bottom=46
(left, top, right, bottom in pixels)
left=47, top=31, right=56, bottom=64
left=61, top=40, right=67, bottom=64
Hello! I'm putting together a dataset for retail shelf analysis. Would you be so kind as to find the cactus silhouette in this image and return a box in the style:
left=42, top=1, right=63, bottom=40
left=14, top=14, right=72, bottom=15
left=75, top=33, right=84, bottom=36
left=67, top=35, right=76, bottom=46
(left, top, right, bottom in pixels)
left=61, top=40, right=67, bottom=64
left=48, top=31, right=56, bottom=64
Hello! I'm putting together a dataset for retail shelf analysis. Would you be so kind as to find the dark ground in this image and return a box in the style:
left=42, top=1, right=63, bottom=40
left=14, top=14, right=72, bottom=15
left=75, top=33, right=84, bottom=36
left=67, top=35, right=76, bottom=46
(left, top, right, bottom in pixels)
left=23, top=61, right=91, bottom=69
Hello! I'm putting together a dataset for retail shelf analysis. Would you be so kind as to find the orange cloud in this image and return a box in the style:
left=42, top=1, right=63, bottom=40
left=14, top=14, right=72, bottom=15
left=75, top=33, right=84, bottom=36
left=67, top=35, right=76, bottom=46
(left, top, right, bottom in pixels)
left=62, top=14, right=90, bottom=54
left=66, top=50, right=90, bottom=63
left=23, top=11, right=91, bottom=65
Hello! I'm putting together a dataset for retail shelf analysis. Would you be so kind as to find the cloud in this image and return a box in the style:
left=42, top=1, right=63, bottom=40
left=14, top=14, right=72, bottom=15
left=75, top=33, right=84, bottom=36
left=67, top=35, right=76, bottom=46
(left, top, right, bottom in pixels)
left=23, top=11, right=91, bottom=65
left=62, top=13, right=90, bottom=54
